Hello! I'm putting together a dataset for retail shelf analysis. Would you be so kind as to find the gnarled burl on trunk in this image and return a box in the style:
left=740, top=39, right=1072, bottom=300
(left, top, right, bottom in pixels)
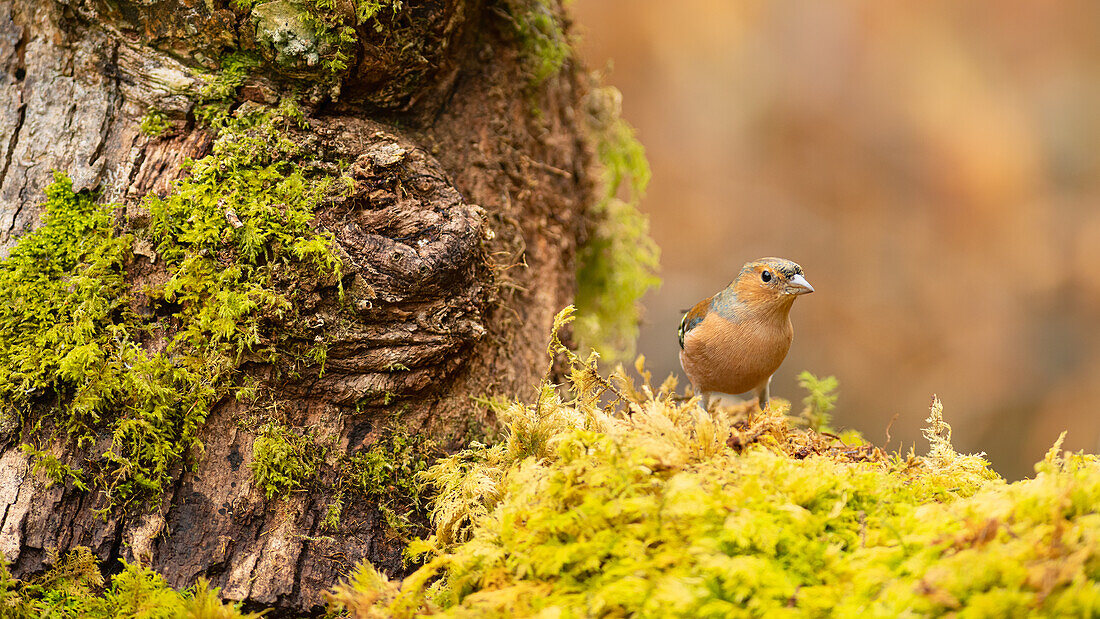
left=0, top=0, right=612, bottom=611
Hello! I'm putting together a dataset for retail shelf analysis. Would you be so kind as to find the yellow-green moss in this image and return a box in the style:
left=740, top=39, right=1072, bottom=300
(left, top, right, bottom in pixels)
left=795, top=370, right=838, bottom=432
left=0, top=548, right=260, bottom=618
left=18, top=443, right=88, bottom=491
left=575, top=87, right=661, bottom=360
left=192, top=52, right=263, bottom=125
left=506, top=0, right=571, bottom=86
left=241, top=421, right=438, bottom=535
left=234, top=0, right=401, bottom=77
left=145, top=99, right=343, bottom=362
left=324, top=432, right=440, bottom=537
left=249, top=421, right=324, bottom=499
left=138, top=109, right=171, bottom=137
left=324, top=308, right=1100, bottom=618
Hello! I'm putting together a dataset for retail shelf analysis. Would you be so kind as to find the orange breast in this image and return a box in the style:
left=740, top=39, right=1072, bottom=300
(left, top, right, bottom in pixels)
left=679, top=312, right=793, bottom=395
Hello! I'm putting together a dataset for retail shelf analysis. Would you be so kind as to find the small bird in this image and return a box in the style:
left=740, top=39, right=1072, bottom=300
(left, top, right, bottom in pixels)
left=678, top=257, right=813, bottom=410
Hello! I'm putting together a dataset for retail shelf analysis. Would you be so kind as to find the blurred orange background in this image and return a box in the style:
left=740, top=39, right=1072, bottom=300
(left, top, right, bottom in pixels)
left=571, top=0, right=1100, bottom=480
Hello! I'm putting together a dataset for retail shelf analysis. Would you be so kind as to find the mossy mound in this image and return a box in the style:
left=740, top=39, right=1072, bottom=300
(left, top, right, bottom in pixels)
left=329, top=309, right=1100, bottom=617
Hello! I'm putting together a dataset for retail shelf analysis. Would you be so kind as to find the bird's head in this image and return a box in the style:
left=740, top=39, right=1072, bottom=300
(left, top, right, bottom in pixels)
left=732, top=257, right=814, bottom=313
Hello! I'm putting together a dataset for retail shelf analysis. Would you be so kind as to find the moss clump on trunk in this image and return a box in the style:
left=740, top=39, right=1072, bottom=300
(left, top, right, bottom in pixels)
left=325, top=431, right=439, bottom=537
left=248, top=421, right=324, bottom=499
left=575, top=87, right=660, bottom=361
left=505, top=0, right=571, bottom=86
left=236, top=0, right=402, bottom=78
left=0, top=101, right=345, bottom=511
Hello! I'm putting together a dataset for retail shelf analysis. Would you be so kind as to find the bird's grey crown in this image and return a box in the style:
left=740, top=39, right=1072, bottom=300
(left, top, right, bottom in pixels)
left=744, top=257, right=803, bottom=279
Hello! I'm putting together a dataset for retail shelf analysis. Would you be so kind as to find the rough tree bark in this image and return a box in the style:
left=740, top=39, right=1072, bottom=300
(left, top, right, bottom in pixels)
left=0, top=0, right=596, bottom=612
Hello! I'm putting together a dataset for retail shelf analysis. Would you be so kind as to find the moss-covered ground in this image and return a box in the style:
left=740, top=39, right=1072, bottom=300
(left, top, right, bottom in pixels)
left=5, top=309, right=1100, bottom=615
left=324, top=309, right=1100, bottom=617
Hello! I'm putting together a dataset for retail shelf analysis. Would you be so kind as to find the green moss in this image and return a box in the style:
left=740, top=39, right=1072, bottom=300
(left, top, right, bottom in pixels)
left=0, top=174, right=130, bottom=421
left=575, top=87, right=661, bottom=360
left=302, top=0, right=403, bottom=76
left=195, top=52, right=263, bottom=125
left=325, top=431, right=439, bottom=537
left=202, top=52, right=261, bottom=100
left=0, top=173, right=172, bottom=507
left=795, top=370, right=838, bottom=432
left=249, top=421, right=323, bottom=499
left=236, top=0, right=401, bottom=77
left=0, top=548, right=260, bottom=617
left=325, top=308, right=1100, bottom=618
left=0, top=101, right=345, bottom=510
left=342, top=435, right=428, bottom=496
left=145, top=99, right=343, bottom=361
left=138, top=109, right=171, bottom=137
left=506, top=0, right=571, bottom=85
left=19, top=443, right=88, bottom=491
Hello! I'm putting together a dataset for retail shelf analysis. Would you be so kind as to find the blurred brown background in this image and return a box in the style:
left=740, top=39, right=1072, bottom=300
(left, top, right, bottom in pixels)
left=571, top=0, right=1100, bottom=480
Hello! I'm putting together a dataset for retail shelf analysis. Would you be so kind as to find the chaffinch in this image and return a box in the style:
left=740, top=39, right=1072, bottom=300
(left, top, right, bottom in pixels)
left=678, top=257, right=813, bottom=410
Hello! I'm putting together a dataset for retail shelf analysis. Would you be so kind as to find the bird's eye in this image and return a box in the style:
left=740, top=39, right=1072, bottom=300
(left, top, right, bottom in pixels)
left=761, top=270, right=772, bottom=283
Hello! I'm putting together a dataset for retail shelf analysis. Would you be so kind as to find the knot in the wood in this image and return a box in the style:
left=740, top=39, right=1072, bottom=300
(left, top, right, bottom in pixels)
left=291, top=117, right=491, bottom=407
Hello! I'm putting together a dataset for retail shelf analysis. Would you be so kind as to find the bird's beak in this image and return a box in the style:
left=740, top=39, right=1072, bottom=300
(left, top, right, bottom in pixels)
left=785, top=274, right=814, bottom=295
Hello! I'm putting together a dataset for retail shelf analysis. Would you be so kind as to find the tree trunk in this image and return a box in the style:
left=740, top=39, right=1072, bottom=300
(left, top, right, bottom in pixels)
left=0, top=0, right=595, bottom=612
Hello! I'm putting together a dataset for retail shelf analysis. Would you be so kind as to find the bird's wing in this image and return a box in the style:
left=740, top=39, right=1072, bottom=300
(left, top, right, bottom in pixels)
left=678, top=296, right=712, bottom=349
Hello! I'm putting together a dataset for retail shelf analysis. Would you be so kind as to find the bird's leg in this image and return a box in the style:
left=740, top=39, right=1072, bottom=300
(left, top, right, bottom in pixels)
left=700, top=391, right=714, bottom=412
left=756, top=377, right=772, bottom=411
